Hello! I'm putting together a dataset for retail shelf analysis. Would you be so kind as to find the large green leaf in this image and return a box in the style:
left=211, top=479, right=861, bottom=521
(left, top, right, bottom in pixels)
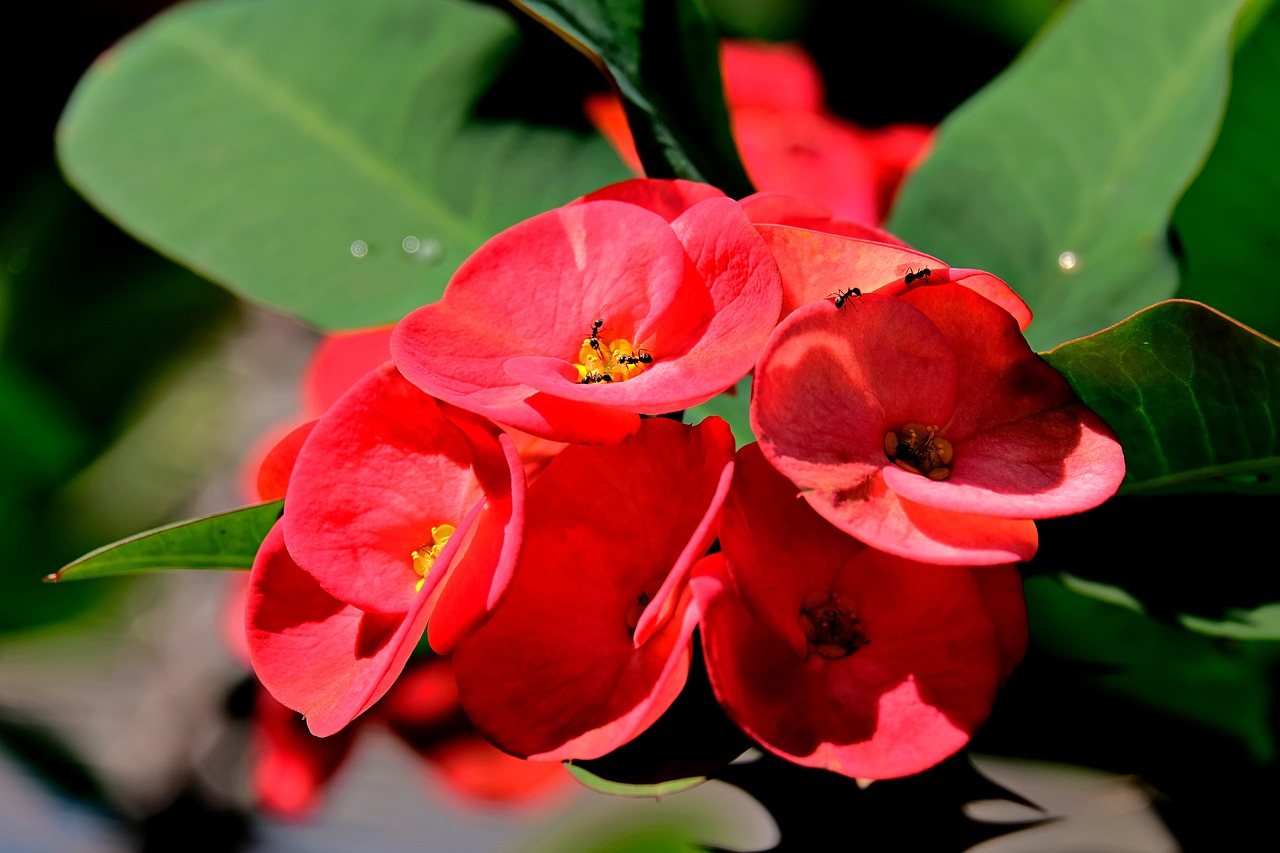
left=1043, top=299, right=1280, bottom=494
left=56, top=0, right=630, bottom=331
left=48, top=501, right=282, bottom=583
left=889, top=0, right=1249, bottom=351
left=513, top=0, right=753, bottom=196
left=1024, top=573, right=1279, bottom=763
left=1173, top=0, right=1280, bottom=342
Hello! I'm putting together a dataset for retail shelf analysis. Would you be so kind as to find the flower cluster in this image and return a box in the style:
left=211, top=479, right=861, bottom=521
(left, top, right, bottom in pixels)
left=245, top=176, right=1125, bottom=785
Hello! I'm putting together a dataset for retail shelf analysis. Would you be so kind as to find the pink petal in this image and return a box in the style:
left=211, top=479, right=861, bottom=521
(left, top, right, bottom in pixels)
left=946, top=269, right=1032, bottom=331
left=574, top=178, right=726, bottom=222
left=754, top=224, right=946, bottom=317
left=753, top=295, right=957, bottom=487
left=740, top=192, right=906, bottom=245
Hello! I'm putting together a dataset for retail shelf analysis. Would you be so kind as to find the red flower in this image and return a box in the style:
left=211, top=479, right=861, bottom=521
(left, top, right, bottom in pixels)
left=692, top=443, right=1026, bottom=779
left=450, top=416, right=735, bottom=760
left=752, top=283, right=1125, bottom=565
left=392, top=179, right=782, bottom=443
left=246, top=363, right=524, bottom=735
left=586, top=39, right=932, bottom=226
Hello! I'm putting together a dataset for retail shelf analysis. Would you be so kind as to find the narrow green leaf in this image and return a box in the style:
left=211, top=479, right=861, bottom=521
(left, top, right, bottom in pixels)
left=1173, top=0, right=1280, bottom=342
left=890, top=0, right=1249, bottom=351
left=1043, top=299, right=1280, bottom=495
left=513, top=0, right=753, bottom=196
left=48, top=501, right=283, bottom=583
left=565, top=762, right=706, bottom=798
left=56, top=0, right=630, bottom=331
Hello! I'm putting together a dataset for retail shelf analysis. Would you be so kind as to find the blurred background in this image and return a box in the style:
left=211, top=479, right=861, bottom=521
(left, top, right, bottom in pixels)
left=0, top=1, right=1254, bottom=850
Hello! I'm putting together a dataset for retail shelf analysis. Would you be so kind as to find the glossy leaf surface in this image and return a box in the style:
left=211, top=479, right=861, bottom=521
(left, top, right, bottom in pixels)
left=890, top=0, right=1248, bottom=351
left=49, top=501, right=283, bottom=582
left=57, top=0, right=630, bottom=330
left=1043, top=300, right=1280, bottom=495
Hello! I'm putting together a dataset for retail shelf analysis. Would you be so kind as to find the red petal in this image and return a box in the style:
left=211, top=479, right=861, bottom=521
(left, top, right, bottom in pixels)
left=451, top=417, right=734, bottom=760
left=284, top=364, right=517, bottom=616
left=246, top=523, right=430, bottom=737
left=253, top=420, right=315, bottom=502
left=722, top=40, right=824, bottom=112
left=393, top=200, right=696, bottom=441
left=697, top=462, right=1016, bottom=779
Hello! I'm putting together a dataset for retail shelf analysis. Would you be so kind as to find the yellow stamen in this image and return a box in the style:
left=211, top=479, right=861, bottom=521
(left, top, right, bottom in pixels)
left=410, top=524, right=455, bottom=593
left=884, top=422, right=953, bottom=480
left=574, top=320, right=653, bottom=384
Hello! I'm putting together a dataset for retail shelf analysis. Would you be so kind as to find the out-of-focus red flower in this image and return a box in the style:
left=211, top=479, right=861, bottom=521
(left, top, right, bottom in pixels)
left=380, top=658, right=573, bottom=808
left=585, top=40, right=933, bottom=226
left=392, top=179, right=782, bottom=444
left=692, top=443, right=1027, bottom=779
left=248, top=654, right=572, bottom=819
left=752, top=283, right=1125, bottom=565
left=246, top=363, right=525, bottom=736
left=250, top=685, right=360, bottom=819
left=450, top=416, right=735, bottom=760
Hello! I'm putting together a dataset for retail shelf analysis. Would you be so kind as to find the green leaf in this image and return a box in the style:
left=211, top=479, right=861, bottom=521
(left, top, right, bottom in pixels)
left=48, top=501, right=283, bottom=583
left=1173, top=0, right=1280, bottom=342
left=565, top=762, right=706, bottom=798
left=683, top=374, right=754, bottom=449
left=1043, top=300, right=1280, bottom=495
left=1025, top=573, right=1279, bottom=763
left=56, top=0, right=630, bottom=331
left=513, top=0, right=753, bottom=196
left=889, top=0, right=1249, bottom=351
left=1181, top=603, right=1280, bottom=641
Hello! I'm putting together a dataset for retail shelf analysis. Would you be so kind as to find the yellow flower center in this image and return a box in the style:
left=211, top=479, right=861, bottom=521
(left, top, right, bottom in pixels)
left=884, top=422, right=953, bottom=480
left=575, top=319, right=653, bottom=384
left=410, top=524, right=455, bottom=593
left=799, top=591, right=869, bottom=660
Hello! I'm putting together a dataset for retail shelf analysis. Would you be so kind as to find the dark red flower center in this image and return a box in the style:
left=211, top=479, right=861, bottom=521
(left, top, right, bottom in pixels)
left=799, top=591, right=869, bottom=660
left=884, top=422, right=953, bottom=480
left=410, top=523, right=455, bottom=593
left=575, top=318, right=653, bottom=384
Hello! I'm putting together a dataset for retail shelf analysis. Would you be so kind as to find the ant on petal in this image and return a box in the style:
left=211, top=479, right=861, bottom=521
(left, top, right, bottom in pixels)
left=903, top=266, right=933, bottom=285
left=830, top=288, right=862, bottom=310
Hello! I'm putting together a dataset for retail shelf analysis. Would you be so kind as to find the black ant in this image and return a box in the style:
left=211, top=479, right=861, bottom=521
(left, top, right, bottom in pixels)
left=581, top=370, right=613, bottom=384
left=830, top=287, right=862, bottom=310
left=903, top=267, right=933, bottom=285
left=617, top=352, right=653, bottom=365
left=586, top=318, right=604, bottom=352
